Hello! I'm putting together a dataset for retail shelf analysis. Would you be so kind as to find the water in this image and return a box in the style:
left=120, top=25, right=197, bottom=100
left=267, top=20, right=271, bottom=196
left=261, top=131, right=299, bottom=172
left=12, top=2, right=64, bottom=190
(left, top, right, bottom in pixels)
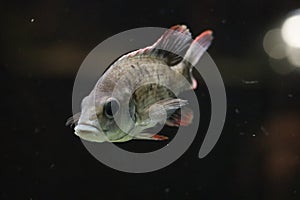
left=2, top=1, right=300, bottom=199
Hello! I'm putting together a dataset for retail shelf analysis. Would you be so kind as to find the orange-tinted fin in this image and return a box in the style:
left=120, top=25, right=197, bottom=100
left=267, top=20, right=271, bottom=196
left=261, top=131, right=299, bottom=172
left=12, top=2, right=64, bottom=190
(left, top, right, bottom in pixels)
left=133, top=133, right=168, bottom=141
left=184, top=30, right=213, bottom=66
left=166, top=107, right=194, bottom=127
left=173, top=30, right=213, bottom=90
left=151, top=134, right=169, bottom=140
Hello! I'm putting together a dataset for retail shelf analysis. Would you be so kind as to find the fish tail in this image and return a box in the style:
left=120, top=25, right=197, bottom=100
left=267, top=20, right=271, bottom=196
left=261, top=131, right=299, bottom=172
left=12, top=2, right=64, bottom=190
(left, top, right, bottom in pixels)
left=184, top=30, right=213, bottom=66
left=174, top=30, right=213, bottom=89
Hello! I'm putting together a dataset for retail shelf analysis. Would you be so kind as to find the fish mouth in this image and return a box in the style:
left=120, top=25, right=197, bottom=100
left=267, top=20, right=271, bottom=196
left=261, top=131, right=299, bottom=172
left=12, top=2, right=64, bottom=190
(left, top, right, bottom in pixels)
left=74, top=124, right=106, bottom=142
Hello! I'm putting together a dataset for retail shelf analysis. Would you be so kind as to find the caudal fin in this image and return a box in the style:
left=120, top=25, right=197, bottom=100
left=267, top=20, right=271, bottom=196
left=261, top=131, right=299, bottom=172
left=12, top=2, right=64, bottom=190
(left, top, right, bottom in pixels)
left=184, top=30, right=213, bottom=66
left=173, top=30, right=213, bottom=89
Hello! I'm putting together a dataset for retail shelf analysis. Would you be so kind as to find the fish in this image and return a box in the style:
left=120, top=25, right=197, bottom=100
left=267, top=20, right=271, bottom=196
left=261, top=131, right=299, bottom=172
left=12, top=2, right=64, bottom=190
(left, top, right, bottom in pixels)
left=66, top=25, right=213, bottom=142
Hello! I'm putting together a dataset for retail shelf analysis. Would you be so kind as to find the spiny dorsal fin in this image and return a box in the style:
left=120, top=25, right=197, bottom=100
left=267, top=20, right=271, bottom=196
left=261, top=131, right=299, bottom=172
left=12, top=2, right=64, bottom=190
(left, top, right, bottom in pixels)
left=127, top=25, right=192, bottom=66
left=153, top=25, right=192, bottom=56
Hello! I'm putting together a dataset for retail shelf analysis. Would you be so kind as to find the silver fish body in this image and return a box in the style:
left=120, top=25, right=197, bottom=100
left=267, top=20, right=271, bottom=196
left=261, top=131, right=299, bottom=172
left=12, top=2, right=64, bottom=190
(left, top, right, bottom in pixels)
left=67, top=25, right=213, bottom=142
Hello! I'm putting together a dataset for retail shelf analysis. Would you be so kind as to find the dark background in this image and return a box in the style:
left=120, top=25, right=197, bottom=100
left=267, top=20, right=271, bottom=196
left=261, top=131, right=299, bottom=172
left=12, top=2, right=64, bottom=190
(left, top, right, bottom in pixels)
left=2, top=0, right=300, bottom=199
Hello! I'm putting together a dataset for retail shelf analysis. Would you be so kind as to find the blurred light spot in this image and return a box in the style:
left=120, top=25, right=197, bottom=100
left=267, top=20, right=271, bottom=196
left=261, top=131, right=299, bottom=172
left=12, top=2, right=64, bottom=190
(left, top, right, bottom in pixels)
left=268, top=44, right=286, bottom=59
left=282, top=12, right=300, bottom=48
left=269, top=57, right=294, bottom=74
left=30, top=18, right=35, bottom=23
left=264, top=16, right=300, bottom=71
left=263, top=29, right=286, bottom=59
left=286, top=46, right=300, bottom=67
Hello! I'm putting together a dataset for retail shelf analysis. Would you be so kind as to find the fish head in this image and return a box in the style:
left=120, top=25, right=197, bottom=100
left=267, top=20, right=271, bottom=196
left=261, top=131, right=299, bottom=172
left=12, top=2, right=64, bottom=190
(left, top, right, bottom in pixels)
left=74, top=90, right=135, bottom=142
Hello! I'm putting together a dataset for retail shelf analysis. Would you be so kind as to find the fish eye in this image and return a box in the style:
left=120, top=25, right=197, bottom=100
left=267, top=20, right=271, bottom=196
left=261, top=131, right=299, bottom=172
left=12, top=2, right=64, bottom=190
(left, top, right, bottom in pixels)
left=104, top=98, right=120, bottom=119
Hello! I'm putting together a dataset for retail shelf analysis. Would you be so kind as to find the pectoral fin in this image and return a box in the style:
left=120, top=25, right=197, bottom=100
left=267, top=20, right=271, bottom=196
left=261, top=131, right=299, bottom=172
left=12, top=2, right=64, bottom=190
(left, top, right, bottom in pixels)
left=166, top=107, right=193, bottom=127
left=152, top=98, right=188, bottom=113
left=145, top=98, right=188, bottom=124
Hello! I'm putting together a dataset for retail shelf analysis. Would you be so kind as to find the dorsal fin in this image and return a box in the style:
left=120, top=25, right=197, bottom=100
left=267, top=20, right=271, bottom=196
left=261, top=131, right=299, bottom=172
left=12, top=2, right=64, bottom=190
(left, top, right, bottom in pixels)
left=127, top=25, right=192, bottom=66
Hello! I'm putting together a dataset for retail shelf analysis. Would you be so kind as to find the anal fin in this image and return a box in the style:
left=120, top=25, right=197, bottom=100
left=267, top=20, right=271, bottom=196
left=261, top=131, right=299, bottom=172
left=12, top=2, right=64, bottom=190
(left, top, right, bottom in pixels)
left=134, top=133, right=168, bottom=141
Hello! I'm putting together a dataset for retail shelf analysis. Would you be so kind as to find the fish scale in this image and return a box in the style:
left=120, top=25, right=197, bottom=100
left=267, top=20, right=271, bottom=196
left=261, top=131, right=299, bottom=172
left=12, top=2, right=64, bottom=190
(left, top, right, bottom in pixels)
left=113, top=57, right=187, bottom=124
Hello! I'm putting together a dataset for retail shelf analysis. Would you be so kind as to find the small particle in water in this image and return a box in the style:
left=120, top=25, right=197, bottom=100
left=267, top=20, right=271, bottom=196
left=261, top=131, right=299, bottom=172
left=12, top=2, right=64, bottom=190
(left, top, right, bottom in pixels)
left=242, top=80, right=259, bottom=84
left=16, top=166, right=22, bottom=172
left=221, top=19, right=227, bottom=24
left=239, top=132, right=245, bottom=136
left=159, top=9, right=165, bottom=15
left=288, top=93, right=293, bottom=98
left=164, top=187, right=170, bottom=193
left=49, top=163, right=55, bottom=169
left=196, top=185, right=202, bottom=191
left=252, top=133, right=256, bottom=137
left=34, top=128, right=40, bottom=133
left=260, top=126, right=269, bottom=136
left=30, top=18, right=35, bottom=23
left=235, top=108, right=240, bottom=114
left=291, top=132, right=296, bottom=137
